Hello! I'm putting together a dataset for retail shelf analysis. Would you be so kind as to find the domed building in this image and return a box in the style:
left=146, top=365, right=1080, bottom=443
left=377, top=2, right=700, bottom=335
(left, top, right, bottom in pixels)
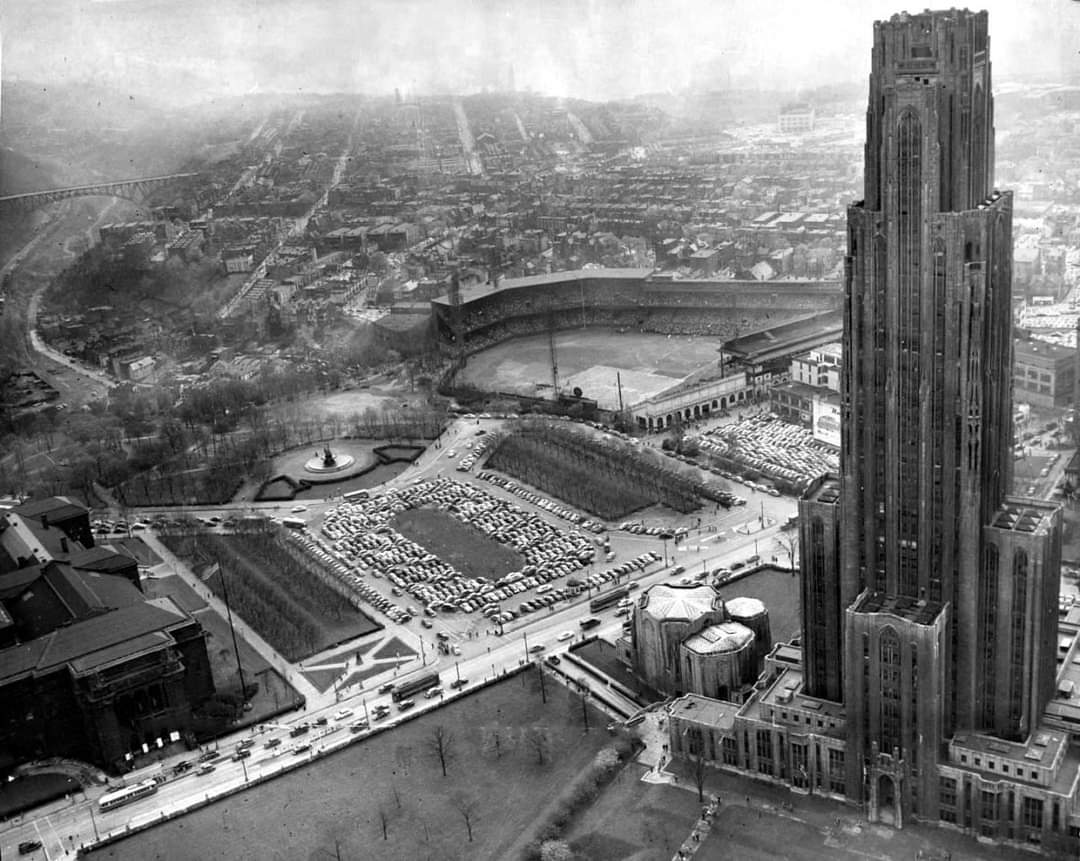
left=629, top=583, right=725, bottom=696
left=724, top=596, right=772, bottom=669
left=681, top=620, right=757, bottom=701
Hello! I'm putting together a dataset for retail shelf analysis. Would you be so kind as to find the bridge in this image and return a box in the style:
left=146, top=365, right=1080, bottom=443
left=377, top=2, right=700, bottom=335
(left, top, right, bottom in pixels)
left=0, top=173, right=199, bottom=216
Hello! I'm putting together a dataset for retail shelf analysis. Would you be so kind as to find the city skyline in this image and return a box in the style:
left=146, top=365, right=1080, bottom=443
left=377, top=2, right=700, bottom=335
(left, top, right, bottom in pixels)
left=2, top=0, right=1080, bottom=107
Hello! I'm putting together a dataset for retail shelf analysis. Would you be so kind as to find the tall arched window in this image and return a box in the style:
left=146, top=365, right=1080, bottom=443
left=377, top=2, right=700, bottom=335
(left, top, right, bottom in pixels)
left=1009, top=549, right=1028, bottom=728
left=879, top=626, right=902, bottom=753
left=972, top=84, right=986, bottom=203
left=980, top=543, right=999, bottom=726
left=897, top=109, right=922, bottom=596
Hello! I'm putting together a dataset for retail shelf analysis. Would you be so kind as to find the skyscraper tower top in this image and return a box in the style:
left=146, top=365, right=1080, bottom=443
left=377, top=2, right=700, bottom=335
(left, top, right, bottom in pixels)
left=863, top=8, right=994, bottom=213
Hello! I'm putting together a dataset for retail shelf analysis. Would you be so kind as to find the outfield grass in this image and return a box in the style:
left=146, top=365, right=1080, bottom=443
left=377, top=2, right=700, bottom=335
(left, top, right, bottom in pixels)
left=392, top=508, right=524, bottom=582
left=87, top=672, right=614, bottom=861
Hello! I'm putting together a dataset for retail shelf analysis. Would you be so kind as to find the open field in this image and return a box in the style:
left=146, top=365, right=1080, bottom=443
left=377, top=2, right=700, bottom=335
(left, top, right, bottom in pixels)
left=87, top=673, right=614, bottom=861
left=392, top=508, right=525, bottom=582
left=457, top=330, right=724, bottom=409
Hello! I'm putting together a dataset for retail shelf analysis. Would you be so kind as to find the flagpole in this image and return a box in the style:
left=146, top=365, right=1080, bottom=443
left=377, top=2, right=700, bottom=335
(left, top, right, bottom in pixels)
left=215, top=553, right=249, bottom=705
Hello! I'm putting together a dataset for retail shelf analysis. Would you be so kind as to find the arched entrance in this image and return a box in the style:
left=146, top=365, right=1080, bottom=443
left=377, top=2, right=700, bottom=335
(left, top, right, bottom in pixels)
left=876, top=774, right=900, bottom=826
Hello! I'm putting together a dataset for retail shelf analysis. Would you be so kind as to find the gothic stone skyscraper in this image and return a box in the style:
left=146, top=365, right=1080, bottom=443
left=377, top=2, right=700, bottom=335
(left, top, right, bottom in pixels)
left=668, top=10, right=1080, bottom=846
left=801, top=7, right=1062, bottom=817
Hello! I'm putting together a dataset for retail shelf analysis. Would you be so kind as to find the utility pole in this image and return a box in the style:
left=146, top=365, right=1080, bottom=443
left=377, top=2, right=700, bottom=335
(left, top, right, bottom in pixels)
left=216, top=554, right=248, bottom=704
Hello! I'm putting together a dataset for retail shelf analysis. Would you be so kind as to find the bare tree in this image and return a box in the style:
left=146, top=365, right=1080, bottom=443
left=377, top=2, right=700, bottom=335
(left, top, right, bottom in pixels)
left=451, top=792, right=479, bottom=843
left=427, top=725, right=455, bottom=777
left=376, top=804, right=391, bottom=840
left=692, top=753, right=708, bottom=803
left=775, top=529, right=799, bottom=570
left=527, top=725, right=551, bottom=766
left=482, top=725, right=505, bottom=760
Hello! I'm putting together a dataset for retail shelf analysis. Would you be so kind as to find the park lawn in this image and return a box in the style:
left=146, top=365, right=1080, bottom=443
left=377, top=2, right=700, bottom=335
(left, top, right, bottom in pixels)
left=392, top=507, right=524, bottom=582
left=87, top=671, right=614, bottom=861
left=561, top=763, right=702, bottom=861
left=0, top=773, right=81, bottom=819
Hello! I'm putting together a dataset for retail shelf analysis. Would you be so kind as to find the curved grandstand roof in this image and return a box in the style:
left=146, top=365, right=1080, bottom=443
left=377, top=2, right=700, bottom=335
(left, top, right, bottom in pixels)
left=432, top=268, right=653, bottom=307
left=683, top=621, right=754, bottom=655
left=640, top=583, right=720, bottom=622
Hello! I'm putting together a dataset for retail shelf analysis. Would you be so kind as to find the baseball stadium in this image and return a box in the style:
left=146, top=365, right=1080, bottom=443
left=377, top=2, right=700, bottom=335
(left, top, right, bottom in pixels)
left=432, top=269, right=843, bottom=431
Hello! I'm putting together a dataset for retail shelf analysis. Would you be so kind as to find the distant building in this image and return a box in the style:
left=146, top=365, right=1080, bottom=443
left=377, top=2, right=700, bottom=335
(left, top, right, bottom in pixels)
left=778, top=103, right=816, bottom=133
left=1014, top=335, right=1075, bottom=408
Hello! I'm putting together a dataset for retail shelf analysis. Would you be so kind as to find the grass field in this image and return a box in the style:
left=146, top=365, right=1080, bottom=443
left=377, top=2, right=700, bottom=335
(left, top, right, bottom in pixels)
left=561, top=763, right=701, bottom=860
left=88, top=672, right=614, bottom=861
left=457, top=331, right=725, bottom=409
left=392, top=508, right=524, bottom=582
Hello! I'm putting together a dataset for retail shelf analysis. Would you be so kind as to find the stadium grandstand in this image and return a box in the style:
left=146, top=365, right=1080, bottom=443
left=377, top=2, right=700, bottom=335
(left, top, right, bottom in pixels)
left=431, top=269, right=842, bottom=357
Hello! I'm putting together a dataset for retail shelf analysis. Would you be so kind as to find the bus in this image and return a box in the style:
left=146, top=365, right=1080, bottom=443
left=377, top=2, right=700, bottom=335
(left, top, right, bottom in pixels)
left=99, top=779, right=159, bottom=812
left=590, top=585, right=629, bottom=613
left=281, top=517, right=306, bottom=529
left=391, top=671, right=440, bottom=702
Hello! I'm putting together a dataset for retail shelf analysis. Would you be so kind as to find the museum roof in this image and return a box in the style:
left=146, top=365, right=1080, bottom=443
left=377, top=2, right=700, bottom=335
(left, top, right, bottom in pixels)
left=0, top=597, right=190, bottom=683
left=12, top=496, right=88, bottom=524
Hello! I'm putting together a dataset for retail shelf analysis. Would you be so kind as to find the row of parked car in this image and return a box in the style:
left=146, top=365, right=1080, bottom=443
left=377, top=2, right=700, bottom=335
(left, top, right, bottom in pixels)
left=581, top=551, right=661, bottom=591
left=616, top=521, right=689, bottom=538
left=476, top=471, right=607, bottom=533
left=320, top=477, right=598, bottom=619
left=454, top=429, right=497, bottom=472
left=287, top=528, right=413, bottom=624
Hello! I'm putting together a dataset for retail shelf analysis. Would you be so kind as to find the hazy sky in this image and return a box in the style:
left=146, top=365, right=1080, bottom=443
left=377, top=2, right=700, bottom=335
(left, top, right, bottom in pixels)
left=3, top=0, right=1080, bottom=103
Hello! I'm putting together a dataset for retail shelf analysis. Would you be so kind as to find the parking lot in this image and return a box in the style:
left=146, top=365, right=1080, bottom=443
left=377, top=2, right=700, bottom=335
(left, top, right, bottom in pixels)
left=698, top=413, right=838, bottom=491
left=320, top=477, right=603, bottom=624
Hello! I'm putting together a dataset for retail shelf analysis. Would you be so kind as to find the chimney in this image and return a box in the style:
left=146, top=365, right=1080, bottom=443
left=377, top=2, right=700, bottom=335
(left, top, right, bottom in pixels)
left=60, top=536, right=69, bottom=554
